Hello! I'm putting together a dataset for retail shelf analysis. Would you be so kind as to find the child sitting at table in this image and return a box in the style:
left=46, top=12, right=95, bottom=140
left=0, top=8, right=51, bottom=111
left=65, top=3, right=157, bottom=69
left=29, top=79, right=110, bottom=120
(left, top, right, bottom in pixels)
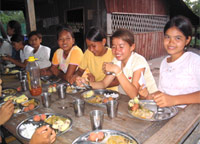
left=28, top=31, right=51, bottom=70
left=70, top=26, right=118, bottom=90
left=139, top=16, right=200, bottom=107
left=41, top=25, right=83, bottom=81
left=2, top=34, right=33, bottom=68
left=76, top=28, right=157, bottom=98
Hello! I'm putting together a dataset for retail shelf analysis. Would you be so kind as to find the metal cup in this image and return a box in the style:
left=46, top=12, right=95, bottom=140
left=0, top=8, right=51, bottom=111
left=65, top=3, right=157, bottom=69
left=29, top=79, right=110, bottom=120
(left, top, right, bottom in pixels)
left=90, top=110, right=104, bottom=130
left=57, top=84, right=66, bottom=99
left=17, top=70, right=27, bottom=80
left=106, top=100, right=119, bottom=118
left=41, top=92, right=51, bottom=108
left=20, top=79, right=28, bottom=92
left=73, top=99, right=85, bottom=117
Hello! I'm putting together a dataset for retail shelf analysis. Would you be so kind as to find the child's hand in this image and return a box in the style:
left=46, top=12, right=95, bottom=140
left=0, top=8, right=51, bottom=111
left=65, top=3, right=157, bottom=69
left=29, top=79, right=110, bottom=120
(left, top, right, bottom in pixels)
left=0, top=100, right=14, bottom=125
left=30, top=125, right=56, bottom=144
left=102, top=62, right=120, bottom=74
left=87, top=73, right=95, bottom=82
left=75, top=76, right=88, bottom=87
left=138, top=84, right=149, bottom=99
left=153, top=92, right=175, bottom=107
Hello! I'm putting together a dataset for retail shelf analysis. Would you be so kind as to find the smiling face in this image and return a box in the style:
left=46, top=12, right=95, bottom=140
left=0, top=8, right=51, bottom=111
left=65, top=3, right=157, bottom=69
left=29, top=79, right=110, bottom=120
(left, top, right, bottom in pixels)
left=111, top=38, right=135, bottom=64
left=86, top=38, right=107, bottom=56
left=29, top=35, right=42, bottom=50
left=57, top=30, right=75, bottom=52
left=164, top=26, right=191, bottom=61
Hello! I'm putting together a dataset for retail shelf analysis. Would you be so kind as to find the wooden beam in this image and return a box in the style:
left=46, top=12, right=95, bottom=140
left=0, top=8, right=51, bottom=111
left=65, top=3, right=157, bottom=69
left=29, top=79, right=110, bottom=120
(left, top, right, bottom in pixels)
left=25, top=0, right=36, bottom=33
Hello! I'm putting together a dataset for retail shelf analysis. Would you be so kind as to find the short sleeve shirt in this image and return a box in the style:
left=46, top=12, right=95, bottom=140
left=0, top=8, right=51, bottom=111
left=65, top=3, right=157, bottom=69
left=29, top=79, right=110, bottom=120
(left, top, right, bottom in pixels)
left=52, top=45, right=83, bottom=73
left=20, top=45, right=34, bottom=62
left=113, top=52, right=158, bottom=95
left=79, top=47, right=114, bottom=81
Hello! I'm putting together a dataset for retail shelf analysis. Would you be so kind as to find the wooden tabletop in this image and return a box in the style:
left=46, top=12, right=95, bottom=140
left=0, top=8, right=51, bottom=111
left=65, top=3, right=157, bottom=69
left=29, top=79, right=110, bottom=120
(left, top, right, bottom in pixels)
left=1, top=75, right=200, bottom=144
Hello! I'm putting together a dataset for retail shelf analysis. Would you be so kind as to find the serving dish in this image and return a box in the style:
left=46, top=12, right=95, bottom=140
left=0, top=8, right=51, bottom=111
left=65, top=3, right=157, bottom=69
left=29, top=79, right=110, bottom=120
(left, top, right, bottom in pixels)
left=128, top=99, right=178, bottom=121
left=81, top=89, right=120, bottom=107
left=72, top=129, right=139, bottom=144
left=65, top=84, right=86, bottom=94
left=16, top=113, right=73, bottom=140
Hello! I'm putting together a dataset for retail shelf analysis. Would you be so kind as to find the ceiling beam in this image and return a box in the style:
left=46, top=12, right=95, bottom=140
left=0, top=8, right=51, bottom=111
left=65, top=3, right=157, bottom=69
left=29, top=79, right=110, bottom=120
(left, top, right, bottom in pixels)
left=25, top=0, right=36, bottom=33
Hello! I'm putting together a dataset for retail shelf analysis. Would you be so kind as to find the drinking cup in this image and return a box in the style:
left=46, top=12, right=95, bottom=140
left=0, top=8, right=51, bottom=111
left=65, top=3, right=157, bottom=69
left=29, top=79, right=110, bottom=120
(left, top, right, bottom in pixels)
left=106, top=100, right=119, bottom=118
left=20, top=79, right=28, bottom=92
left=73, top=99, right=85, bottom=117
left=41, top=92, right=51, bottom=108
left=90, top=110, right=104, bottom=130
left=57, top=84, right=66, bottom=99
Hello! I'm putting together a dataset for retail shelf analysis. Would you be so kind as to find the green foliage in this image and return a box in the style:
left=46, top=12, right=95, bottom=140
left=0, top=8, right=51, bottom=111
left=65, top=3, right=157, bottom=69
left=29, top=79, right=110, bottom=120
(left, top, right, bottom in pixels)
left=183, top=0, right=200, bottom=17
left=0, top=11, right=25, bottom=24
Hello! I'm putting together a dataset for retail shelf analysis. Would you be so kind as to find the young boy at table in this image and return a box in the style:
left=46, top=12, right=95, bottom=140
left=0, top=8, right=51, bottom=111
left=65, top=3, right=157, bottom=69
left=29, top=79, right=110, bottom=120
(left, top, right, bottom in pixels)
left=139, top=16, right=200, bottom=107
left=2, top=34, right=33, bottom=68
left=0, top=79, right=56, bottom=144
left=76, top=28, right=157, bottom=98
left=28, top=31, right=51, bottom=70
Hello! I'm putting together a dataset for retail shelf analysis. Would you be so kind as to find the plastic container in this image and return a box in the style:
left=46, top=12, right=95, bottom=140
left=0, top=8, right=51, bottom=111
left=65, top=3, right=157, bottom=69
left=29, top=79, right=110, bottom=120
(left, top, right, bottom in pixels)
left=26, top=56, right=42, bottom=96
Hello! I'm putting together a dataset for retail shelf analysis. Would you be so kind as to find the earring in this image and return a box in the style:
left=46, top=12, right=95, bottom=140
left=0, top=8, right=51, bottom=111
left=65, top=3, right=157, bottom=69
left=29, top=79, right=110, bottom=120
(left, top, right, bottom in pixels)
left=184, top=46, right=188, bottom=51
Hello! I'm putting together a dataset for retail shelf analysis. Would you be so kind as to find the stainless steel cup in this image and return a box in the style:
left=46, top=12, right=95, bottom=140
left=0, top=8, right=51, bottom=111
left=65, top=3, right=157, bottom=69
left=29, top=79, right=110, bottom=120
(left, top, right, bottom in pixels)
left=41, top=92, right=51, bottom=108
left=20, top=79, right=28, bottom=91
left=90, top=110, right=104, bottom=130
left=57, top=84, right=66, bottom=99
left=106, top=100, right=119, bottom=118
left=73, top=99, right=85, bottom=117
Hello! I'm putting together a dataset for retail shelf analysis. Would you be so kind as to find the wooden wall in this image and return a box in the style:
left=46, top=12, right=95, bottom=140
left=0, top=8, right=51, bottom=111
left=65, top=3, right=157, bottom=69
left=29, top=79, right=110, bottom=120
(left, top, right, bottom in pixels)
left=135, top=32, right=167, bottom=60
left=105, top=0, right=169, bottom=15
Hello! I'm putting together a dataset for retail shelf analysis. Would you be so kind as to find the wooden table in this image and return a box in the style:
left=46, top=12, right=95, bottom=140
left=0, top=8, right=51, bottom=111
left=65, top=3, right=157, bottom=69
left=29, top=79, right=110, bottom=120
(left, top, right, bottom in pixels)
left=1, top=75, right=200, bottom=144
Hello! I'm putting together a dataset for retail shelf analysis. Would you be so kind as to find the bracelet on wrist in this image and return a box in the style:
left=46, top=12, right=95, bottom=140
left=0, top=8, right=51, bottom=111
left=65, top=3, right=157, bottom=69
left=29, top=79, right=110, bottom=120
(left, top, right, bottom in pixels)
left=116, top=70, right=122, bottom=77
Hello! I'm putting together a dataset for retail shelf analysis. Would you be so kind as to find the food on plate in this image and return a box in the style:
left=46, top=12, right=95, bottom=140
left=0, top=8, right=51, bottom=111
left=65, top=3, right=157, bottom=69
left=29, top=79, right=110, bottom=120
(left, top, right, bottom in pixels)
left=128, top=98, right=154, bottom=119
left=83, top=90, right=94, bottom=98
left=88, top=131, right=104, bottom=142
left=40, top=114, right=46, bottom=121
left=66, top=86, right=75, bottom=93
left=19, top=123, right=39, bottom=139
left=106, top=135, right=136, bottom=144
left=48, top=84, right=57, bottom=93
left=103, top=97, right=113, bottom=103
left=23, top=107, right=29, bottom=112
left=44, top=115, right=71, bottom=132
left=9, top=69, right=19, bottom=74
left=14, top=94, right=28, bottom=103
left=14, top=108, right=21, bottom=113
left=17, top=86, right=22, bottom=92
left=104, top=93, right=119, bottom=98
left=2, top=88, right=17, bottom=95
left=28, top=103, right=35, bottom=110
left=33, top=115, right=41, bottom=122
left=4, top=95, right=17, bottom=101
left=87, top=95, right=103, bottom=104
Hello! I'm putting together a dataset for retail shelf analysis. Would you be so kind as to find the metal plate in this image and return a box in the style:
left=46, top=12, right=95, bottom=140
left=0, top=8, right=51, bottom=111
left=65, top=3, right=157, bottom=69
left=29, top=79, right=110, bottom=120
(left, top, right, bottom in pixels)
left=2, top=88, right=17, bottom=96
left=128, top=100, right=178, bottom=121
left=72, top=129, right=139, bottom=144
left=81, top=89, right=120, bottom=107
left=14, top=98, right=40, bottom=114
left=66, top=84, right=86, bottom=94
left=41, top=75, right=61, bottom=85
left=16, top=113, right=73, bottom=141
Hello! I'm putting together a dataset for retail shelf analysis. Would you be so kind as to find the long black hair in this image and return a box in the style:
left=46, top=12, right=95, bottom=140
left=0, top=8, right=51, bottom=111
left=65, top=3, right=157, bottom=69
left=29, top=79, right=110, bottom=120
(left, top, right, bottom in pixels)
left=86, top=26, right=106, bottom=42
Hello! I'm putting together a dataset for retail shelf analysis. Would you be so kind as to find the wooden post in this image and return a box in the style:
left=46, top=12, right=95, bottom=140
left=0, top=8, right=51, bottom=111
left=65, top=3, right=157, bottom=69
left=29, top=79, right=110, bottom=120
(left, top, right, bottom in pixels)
left=25, top=0, right=36, bottom=34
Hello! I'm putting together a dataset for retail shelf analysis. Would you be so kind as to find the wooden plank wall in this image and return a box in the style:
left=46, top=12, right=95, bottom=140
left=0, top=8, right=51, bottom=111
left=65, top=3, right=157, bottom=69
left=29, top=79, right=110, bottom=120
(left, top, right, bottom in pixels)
left=134, top=32, right=167, bottom=60
left=105, top=0, right=168, bottom=15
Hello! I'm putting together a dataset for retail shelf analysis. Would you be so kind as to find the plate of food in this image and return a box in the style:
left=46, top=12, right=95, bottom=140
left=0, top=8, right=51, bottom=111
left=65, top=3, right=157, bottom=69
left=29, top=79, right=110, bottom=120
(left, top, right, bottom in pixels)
left=66, top=84, right=86, bottom=94
left=72, top=129, right=139, bottom=144
left=81, top=89, right=120, bottom=107
left=0, top=94, right=40, bottom=114
left=2, top=88, right=17, bottom=96
left=2, top=67, right=20, bottom=75
left=16, top=113, right=73, bottom=141
left=128, top=98, right=178, bottom=121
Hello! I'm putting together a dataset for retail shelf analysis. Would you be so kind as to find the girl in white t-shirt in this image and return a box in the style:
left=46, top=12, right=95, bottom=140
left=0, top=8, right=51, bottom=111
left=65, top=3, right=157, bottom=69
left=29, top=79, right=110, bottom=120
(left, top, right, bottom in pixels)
left=76, top=28, right=157, bottom=98
left=139, top=16, right=200, bottom=107
left=2, top=34, right=33, bottom=68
